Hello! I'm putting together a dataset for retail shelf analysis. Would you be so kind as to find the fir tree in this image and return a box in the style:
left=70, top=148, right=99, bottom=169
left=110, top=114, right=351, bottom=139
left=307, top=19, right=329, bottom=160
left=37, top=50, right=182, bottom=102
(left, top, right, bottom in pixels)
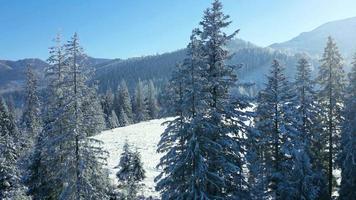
left=118, top=107, right=130, bottom=127
left=0, top=99, right=29, bottom=199
left=116, top=142, right=133, bottom=184
left=101, top=90, right=115, bottom=128
left=116, top=142, right=146, bottom=199
left=338, top=53, right=356, bottom=200
left=317, top=36, right=346, bottom=197
left=147, top=80, right=159, bottom=119
left=134, top=79, right=147, bottom=122
left=254, top=60, right=299, bottom=199
left=108, top=110, right=120, bottom=129
left=29, top=33, right=69, bottom=199
left=21, top=66, right=42, bottom=147
left=199, top=0, right=250, bottom=198
left=118, top=80, right=133, bottom=124
left=293, top=58, right=326, bottom=199
left=41, top=33, right=111, bottom=199
left=157, top=2, right=251, bottom=198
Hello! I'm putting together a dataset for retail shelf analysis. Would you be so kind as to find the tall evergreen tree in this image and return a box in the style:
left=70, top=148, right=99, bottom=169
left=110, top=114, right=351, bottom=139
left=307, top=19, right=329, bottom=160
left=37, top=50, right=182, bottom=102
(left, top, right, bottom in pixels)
left=40, top=33, right=111, bottom=199
left=101, top=90, right=115, bottom=128
left=22, top=66, right=42, bottom=147
left=156, top=28, right=210, bottom=199
left=118, top=80, right=133, bottom=124
left=199, top=0, right=250, bottom=198
left=157, top=1, right=251, bottom=198
left=134, top=79, right=147, bottom=122
left=338, top=53, right=356, bottom=200
left=0, top=99, right=29, bottom=199
left=254, top=60, right=299, bottom=199
left=293, top=58, right=326, bottom=199
left=317, top=36, right=346, bottom=197
left=108, top=110, right=120, bottom=129
left=118, top=107, right=130, bottom=127
left=147, top=80, right=159, bottom=119
left=27, top=33, right=69, bottom=199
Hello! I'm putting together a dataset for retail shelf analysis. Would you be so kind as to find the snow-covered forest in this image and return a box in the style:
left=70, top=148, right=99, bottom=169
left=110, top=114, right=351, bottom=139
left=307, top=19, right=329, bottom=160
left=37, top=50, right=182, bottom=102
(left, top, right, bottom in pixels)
left=0, top=0, right=355, bottom=199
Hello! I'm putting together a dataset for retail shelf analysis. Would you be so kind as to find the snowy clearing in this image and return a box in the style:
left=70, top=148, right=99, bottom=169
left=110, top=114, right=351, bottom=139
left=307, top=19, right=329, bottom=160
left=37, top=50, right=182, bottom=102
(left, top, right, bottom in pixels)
left=93, top=118, right=172, bottom=198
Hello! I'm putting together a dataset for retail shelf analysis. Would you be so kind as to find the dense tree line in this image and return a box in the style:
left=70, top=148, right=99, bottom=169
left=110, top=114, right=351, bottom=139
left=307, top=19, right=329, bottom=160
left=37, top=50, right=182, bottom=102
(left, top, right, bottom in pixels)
left=156, top=0, right=355, bottom=200
left=100, top=78, right=160, bottom=129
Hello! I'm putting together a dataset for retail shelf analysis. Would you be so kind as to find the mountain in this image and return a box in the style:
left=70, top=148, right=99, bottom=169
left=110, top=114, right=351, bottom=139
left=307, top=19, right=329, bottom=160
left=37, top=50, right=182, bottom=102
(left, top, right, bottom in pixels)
left=0, top=58, right=49, bottom=94
left=94, top=39, right=307, bottom=95
left=270, top=16, right=356, bottom=59
left=0, top=39, right=309, bottom=100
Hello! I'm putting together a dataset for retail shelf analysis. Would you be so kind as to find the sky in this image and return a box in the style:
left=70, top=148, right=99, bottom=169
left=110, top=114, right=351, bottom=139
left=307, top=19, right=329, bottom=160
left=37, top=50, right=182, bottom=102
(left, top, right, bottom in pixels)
left=0, top=0, right=355, bottom=60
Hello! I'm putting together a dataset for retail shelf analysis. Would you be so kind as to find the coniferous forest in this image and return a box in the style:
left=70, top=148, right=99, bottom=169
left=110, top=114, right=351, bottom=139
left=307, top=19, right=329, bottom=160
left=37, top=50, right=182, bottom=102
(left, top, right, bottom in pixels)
left=0, top=0, right=355, bottom=199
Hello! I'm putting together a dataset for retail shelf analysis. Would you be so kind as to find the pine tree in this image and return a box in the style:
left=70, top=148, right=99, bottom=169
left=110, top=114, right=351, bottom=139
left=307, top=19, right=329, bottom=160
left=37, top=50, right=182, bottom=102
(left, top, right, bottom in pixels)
left=108, top=110, right=120, bottom=129
left=147, top=80, right=159, bottom=119
left=118, top=80, right=133, bottom=124
left=134, top=79, right=147, bottom=122
left=0, top=99, right=29, bottom=199
left=317, top=36, right=346, bottom=197
left=22, top=66, right=42, bottom=147
left=338, top=53, right=356, bottom=200
left=254, top=60, right=299, bottom=199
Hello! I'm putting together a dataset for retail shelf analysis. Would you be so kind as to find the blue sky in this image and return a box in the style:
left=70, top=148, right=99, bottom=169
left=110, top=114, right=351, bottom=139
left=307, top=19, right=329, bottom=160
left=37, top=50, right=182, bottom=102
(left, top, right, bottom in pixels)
left=0, top=0, right=355, bottom=60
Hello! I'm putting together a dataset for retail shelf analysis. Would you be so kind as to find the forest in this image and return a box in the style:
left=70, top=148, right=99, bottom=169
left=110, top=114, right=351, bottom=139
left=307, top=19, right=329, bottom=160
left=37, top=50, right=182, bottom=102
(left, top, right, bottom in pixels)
left=0, top=0, right=355, bottom=200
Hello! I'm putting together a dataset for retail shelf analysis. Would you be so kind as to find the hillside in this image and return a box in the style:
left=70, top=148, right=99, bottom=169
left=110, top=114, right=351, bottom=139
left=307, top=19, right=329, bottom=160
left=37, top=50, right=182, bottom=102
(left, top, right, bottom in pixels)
left=93, top=118, right=171, bottom=198
left=270, top=16, right=356, bottom=59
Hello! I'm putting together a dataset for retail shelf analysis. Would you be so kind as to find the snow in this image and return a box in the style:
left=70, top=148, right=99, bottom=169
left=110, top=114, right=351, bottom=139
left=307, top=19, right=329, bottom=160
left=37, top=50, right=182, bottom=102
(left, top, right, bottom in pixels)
left=93, top=118, right=172, bottom=198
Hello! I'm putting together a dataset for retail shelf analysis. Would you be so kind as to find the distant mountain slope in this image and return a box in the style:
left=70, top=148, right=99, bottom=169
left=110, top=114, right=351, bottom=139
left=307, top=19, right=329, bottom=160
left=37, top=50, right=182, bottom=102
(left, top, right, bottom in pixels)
left=94, top=39, right=307, bottom=93
left=270, top=17, right=356, bottom=59
left=0, top=58, right=49, bottom=93
left=0, top=57, right=111, bottom=94
left=0, top=39, right=314, bottom=98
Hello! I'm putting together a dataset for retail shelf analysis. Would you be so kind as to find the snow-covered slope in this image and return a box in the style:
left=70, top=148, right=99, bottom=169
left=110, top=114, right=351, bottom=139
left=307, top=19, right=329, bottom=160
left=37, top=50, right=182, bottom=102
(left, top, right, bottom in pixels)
left=93, top=118, right=171, bottom=198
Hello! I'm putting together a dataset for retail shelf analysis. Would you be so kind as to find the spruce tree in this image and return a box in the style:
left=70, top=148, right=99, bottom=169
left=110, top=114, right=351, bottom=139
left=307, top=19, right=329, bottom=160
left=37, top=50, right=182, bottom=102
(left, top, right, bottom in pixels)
left=134, top=79, right=147, bottom=122
left=199, top=0, right=250, bottom=198
left=118, top=107, right=130, bottom=127
left=254, top=60, right=299, bottom=199
left=116, top=142, right=133, bottom=184
left=293, top=58, right=326, bottom=199
left=41, top=33, right=111, bottom=199
left=101, top=90, right=115, bottom=128
left=22, top=66, right=42, bottom=147
left=0, top=99, right=29, bottom=199
left=29, top=33, right=69, bottom=199
left=108, top=110, right=120, bottom=129
left=118, top=80, right=133, bottom=124
left=317, top=36, right=346, bottom=197
left=147, top=80, right=159, bottom=119
left=116, top=142, right=146, bottom=199
left=338, top=53, right=356, bottom=200
left=157, top=2, right=251, bottom=197
left=156, top=28, right=210, bottom=199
